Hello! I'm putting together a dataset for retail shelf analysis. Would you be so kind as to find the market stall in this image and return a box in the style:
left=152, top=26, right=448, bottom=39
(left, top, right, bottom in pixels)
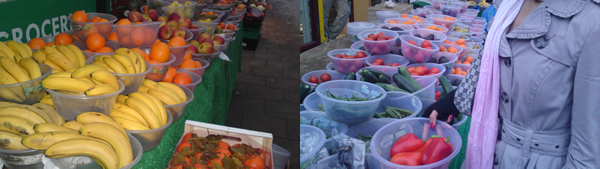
left=299, top=1, right=488, bottom=168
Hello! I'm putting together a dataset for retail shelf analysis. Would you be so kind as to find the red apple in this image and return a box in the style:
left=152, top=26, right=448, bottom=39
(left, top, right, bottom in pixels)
left=190, top=24, right=199, bottom=29
left=147, top=9, right=159, bottom=21
left=189, top=40, right=200, bottom=48
left=212, top=36, right=225, bottom=45
left=197, top=33, right=212, bottom=43
left=174, top=29, right=187, bottom=38
left=168, top=13, right=181, bottom=22
left=157, top=16, right=168, bottom=23
left=158, top=25, right=174, bottom=40
left=187, top=45, right=198, bottom=54
left=197, top=41, right=214, bottom=54
left=167, top=21, right=179, bottom=31
left=128, top=11, right=144, bottom=23
left=142, top=18, right=150, bottom=22
left=178, top=17, right=192, bottom=29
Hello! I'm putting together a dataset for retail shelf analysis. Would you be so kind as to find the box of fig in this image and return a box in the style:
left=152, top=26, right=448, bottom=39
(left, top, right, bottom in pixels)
left=168, top=120, right=274, bottom=169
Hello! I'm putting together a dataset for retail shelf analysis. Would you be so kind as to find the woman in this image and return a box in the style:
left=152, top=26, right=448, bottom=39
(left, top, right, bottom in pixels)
left=424, top=0, right=600, bottom=168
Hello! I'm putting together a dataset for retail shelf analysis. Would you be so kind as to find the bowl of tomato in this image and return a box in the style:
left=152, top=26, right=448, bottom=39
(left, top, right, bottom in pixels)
left=399, top=35, right=440, bottom=63
left=365, top=54, right=410, bottom=68
left=357, top=29, right=399, bottom=55
left=301, top=70, right=347, bottom=88
left=327, top=49, right=371, bottom=74
left=406, top=63, right=447, bottom=86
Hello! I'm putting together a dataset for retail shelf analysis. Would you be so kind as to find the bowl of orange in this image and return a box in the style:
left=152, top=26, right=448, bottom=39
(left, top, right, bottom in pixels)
left=142, top=45, right=177, bottom=82
left=111, top=20, right=161, bottom=48
left=73, top=40, right=121, bottom=57
left=165, top=36, right=191, bottom=67
left=86, top=54, right=152, bottom=95
left=175, top=58, right=209, bottom=77
left=68, top=11, right=117, bottom=41
left=172, top=70, right=203, bottom=91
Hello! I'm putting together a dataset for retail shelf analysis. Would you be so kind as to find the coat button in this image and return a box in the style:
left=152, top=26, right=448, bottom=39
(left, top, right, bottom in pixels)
left=504, top=58, right=511, bottom=67
left=500, top=92, right=509, bottom=103
left=494, top=154, right=499, bottom=165
left=535, top=36, right=548, bottom=49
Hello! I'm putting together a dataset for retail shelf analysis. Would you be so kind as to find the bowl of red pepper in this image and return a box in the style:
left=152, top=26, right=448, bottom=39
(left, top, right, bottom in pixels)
left=369, top=117, right=462, bottom=168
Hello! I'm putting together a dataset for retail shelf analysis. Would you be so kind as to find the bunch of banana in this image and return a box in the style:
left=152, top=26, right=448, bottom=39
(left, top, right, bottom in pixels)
left=0, top=103, right=63, bottom=125
left=110, top=91, right=169, bottom=130
left=42, top=65, right=121, bottom=96
left=39, top=92, right=54, bottom=106
left=0, top=102, right=66, bottom=150
left=33, top=44, right=86, bottom=72
left=141, top=79, right=187, bottom=105
left=22, top=112, right=134, bottom=168
left=0, top=41, right=33, bottom=63
left=91, top=48, right=146, bottom=75
left=0, top=54, right=42, bottom=85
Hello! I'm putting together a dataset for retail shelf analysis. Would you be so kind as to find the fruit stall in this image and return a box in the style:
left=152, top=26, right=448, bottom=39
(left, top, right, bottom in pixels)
left=0, top=0, right=277, bottom=168
left=299, top=1, right=486, bottom=168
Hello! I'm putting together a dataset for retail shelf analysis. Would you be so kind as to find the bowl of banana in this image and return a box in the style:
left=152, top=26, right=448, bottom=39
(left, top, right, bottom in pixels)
left=86, top=50, right=153, bottom=95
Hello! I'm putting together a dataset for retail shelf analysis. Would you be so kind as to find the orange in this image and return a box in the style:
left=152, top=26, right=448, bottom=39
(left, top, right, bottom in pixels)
left=178, top=59, right=197, bottom=69
left=400, top=14, right=408, bottom=18
left=83, top=49, right=93, bottom=53
left=116, top=19, right=133, bottom=35
left=94, top=46, right=114, bottom=53
left=150, top=39, right=161, bottom=47
left=387, top=19, right=399, bottom=24
left=183, top=51, right=192, bottom=59
left=219, top=23, right=225, bottom=29
left=168, top=36, right=186, bottom=47
left=134, top=22, right=143, bottom=25
left=172, top=72, right=192, bottom=85
left=201, top=12, right=207, bottom=15
left=231, top=10, right=238, bottom=14
left=71, top=11, right=88, bottom=22
left=161, top=67, right=177, bottom=83
left=90, top=16, right=102, bottom=22
left=108, top=32, right=119, bottom=41
left=28, top=38, right=46, bottom=50
left=465, top=56, right=473, bottom=63
left=150, top=42, right=171, bottom=63
left=96, top=18, right=111, bottom=35
left=131, top=48, right=150, bottom=61
left=195, top=60, right=202, bottom=68
left=207, top=11, right=214, bottom=15
left=129, top=29, right=146, bottom=46
left=54, top=33, right=74, bottom=45
left=120, top=35, right=132, bottom=47
left=82, top=24, right=99, bottom=38
left=457, top=39, right=465, bottom=45
left=86, top=33, right=106, bottom=51
left=237, top=4, right=245, bottom=9
left=227, top=24, right=236, bottom=30
left=144, top=28, right=156, bottom=44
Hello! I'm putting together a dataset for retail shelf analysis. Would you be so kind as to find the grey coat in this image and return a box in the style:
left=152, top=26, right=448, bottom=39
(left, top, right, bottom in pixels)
left=455, top=0, right=600, bottom=168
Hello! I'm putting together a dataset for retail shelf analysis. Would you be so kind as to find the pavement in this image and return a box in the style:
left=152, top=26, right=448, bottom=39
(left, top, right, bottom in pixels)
left=225, top=0, right=301, bottom=168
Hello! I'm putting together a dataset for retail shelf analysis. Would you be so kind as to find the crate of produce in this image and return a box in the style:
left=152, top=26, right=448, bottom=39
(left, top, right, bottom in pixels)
left=243, top=15, right=265, bottom=29
left=243, top=34, right=261, bottom=50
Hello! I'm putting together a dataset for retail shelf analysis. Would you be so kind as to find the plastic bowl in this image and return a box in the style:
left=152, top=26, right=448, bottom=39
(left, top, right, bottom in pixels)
left=300, top=125, right=327, bottom=169
left=164, top=85, right=194, bottom=122
left=446, top=31, right=471, bottom=41
left=344, top=118, right=397, bottom=139
left=443, top=38, right=471, bottom=59
left=142, top=49, right=176, bottom=82
left=446, top=74, right=465, bottom=86
left=453, top=63, right=471, bottom=72
left=377, top=23, right=415, bottom=37
left=300, top=111, right=349, bottom=138
left=439, top=43, right=464, bottom=57
left=357, top=29, right=399, bottom=55
left=315, top=80, right=387, bottom=125
left=347, top=22, right=377, bottom=43
left=470, top=28, right=486, bottom=34
left=355, top=66, right=398, bottom=84
left=172, top=70, right=203, bottom=91
left=302, top=92, right=321, bottom=111
left=45, top=81, right=124, bottom=121
left=219, top=36, right=234, bottom=51
left=200, top=8, right=226, bottom=21
left=73, top=41, right=122, bottom=56
left=163, top=1, right=198, bottom=18
left=376, top=11, right=400, bottom=22
left=189, top=22, right=207, bottom=41
left=176, top=58, right=209, bottom=77
left=399, top=35, right=440, bottom=63
left=194, top=21, right=219, bottom=35
left=470, top=20, right=487, bottom=27
left=86, top=55, right=152, bottom=95
left=160, top=28, right=193, bottom=43
left=192, top=3, right=208, bottom=19
left=326, top=62, right=335, bottom=71
left=301, top=70, right=346, bottom=88
left=452, top=22, right=471, bottom=33
left=408, top=63, right=446, bottom=85
left=350, top=41, right=367, bottom=52
left=401, top=76, right=437, bottom=108
left=50, top=134, right=143, bottom=169
left=440, top=5, right=461, bottom=17
left=0, top=64, right=51, bottom=104
left=467, top=36, right=484, bottom=45
left=206, top=5, right=232, bottom=16
left=383, top=18, right=417, bottom=28
left=465, top=9, right=480, bottom=15
left=409, top=28, right=447, bottom=47
left=191, top=50, right=221, bottom=63
left=430, top=14, right=457, bottom=30
left=431, top=0, right=448, bottom=9
left=370, top=118, right=462, bottom=169
left=327, top=48, right=371, bottom=74
left=0, top=148, right=43, bottom=169
left=112, top=21, right=161, bottom=48
left=68, top=13, right=117, bottom=41
left=451, top=0, right=469, bottom=12
left=431, top=52, right=458, bottom=76
left=365, top=54, right=410, bottom=68
left=128, top=111, right=174, bottom=152
left=169, top=44, right=191, bottom=67
left=375, top=91, right=423, bottom=118
left=414, top=23, right=449, bottom=34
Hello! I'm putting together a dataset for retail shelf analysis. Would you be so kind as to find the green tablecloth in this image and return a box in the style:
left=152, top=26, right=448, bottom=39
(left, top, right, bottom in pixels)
left=449, top=117, right=471, bottom=169
left=132, top=22, right=244, bottom=169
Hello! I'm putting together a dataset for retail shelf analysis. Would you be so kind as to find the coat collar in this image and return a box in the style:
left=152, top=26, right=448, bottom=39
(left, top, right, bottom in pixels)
left=503, top=0, right=586, bottom=39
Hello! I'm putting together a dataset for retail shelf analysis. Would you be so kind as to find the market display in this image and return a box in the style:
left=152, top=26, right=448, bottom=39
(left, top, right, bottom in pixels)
left=302, top=2, right=486, bottom=168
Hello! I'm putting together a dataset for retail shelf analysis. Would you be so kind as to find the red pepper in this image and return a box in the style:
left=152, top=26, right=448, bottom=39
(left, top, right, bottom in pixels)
left=421, top=137, right=453, bottom=165
left=390, top=152, right=422, bottom=166
left=416, top=135, right=448, bottom=152
left=390, top=133, right=424, bottom=157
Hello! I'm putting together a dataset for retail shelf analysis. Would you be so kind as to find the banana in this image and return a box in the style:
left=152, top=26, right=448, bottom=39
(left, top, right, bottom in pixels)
left=42, top=77, right=95, bottom=93
left=2, top=104, right=52, bottom=123
left=142, top=79, right=181, bottom=103
left=19, top=58, right=41, bottom=79
left=33, top=123, right=76, bottom=133
left=109, top=110, right=147, bottom=127
left=90, top=70, right=119, bottom=90
left=112, top=54, right=136, bottom=74
left=85, top=84, right=118, bottom=96
left=55, top=45, right=80, bottom=68
left=22, top=131, right=85, bottom=150
left=0, top=106, right=47, bottom=124
left=46, top=72, right=72, bottom=78
left=45, top=138, right=120, bottom=169
left=13, top=54, right=23, bottom=63
left=111, top=116, right=151, bottom=130
left=158, top=82, right=188, bottom=103
left=66, top=44, right=87, bottom=67
left=137, top=86, right=150, bottom=93
left=0, top=88, right=24, bottom=103
left=21, top=43, right=32, bottom=57
left=136, top=52, right=146, bottom=73
left=126, top=97, right=162, bottom=129
left=0, top=131, right=28, bottom=150
left=41, top=46, right=61, bottom=55
left=0, top=56, right=30, bottom=82
left=32, top=50, right=46, bottom=63
left=102, top=57, right=127, bottom=74
left=41, top=60, right=65, bottom=72
left=77, top=77, right=95, bottom=84
left=112, top=102, right=149, bottom=127
left=32, top=103, right=65, bottom=125
left=0, top=115, right=35, bottom=136
left=140, top=92, right=167, bottom=125
left=75, top=112, right=128, bottom=137
left=91, top=78, right=103, bottom=85
left=39, top=94, right=54, bottom=106
left=0, top=63, right=19, bottom=84
left=117, top=95, right=129, bottom=104
left=62, top=121, right=84, bottom=131
left=46, top=53, right=76, bottom=71
left=79, top=122, right=133, bottom=168
left=115, top=48, right=142, bottom=73
left=6, top=41, right=29, bottom=58
left=0, top=101, right=18, bottom=107
left=0, top=42, right=16, bottom=58
left=71, top=64, right=106, bottom=78
left=128, top=92, right=162, bottom=124
left=147, top=89, right=180, bottom=105
left=95, top=55, right=111, bottom=62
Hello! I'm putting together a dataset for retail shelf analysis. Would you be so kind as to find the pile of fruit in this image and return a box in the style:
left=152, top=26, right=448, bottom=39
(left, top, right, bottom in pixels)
left=188, top=33, right=225, bottom=55
left=388, top=133, right=453, bottom=166
left=156, top=13, right=194, bottom=41
left=332, top=51, right=366, bottom=59
left=165, top=1, right=195, bottom=18
left=439, top=45, right=460, bottom=53
left=42, top=65, right=121, bottom=96
left=33, top=45, right=87, bottom=73
left=364, top=33, right=394, bottom=41
left=371, top=58, right=401, bottom=67
left=400, top=14, right=425, bottom=22
left=163, top=67, right=196, bottom=86
left=450, top=67, right=468, bottom=75
left=407, top=40, right=433, bottom=50
left=308, top=73, right=332, bottom=84
left=89, top=48, right=147, bottom=75
left=456, top=56, right=473, bottom=65
left=443, top=39, right=467, bottom=48
left=424, top=25, right=445, bottom=32
left=0, top=42, right=43, bottom=84
left=406, top=65, right=441, bottom=76
left=198, top=10, right=219, bottom=24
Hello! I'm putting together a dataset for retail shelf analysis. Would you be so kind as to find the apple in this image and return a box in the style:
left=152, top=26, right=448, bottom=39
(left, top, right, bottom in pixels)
left=189, top=40, right=200, bottom=48
left=212, top=36, right=225, bottom=45
left=190, top=24, right=199, bottom=29
left=174, top=29, right=187, bottom=38
left=158, top=25, right=174, bottom=40
left=178, top=17, right=192, bottom=29
left=157, top=16, right=168, bottom=23
left=187, top=45, right=198, bottom=54
left=167, top=21, right=179, bottom=31
left=147, top=9, right=159, bottom=21
left=197, top=33, right=212, bottom=43
left=142, top=18, right=150, bottom=22
left=197, top=41, right=214, bottom=54
left=168, top=13, right=181, bottom=22
left=128, top=11, right=144, bottom=23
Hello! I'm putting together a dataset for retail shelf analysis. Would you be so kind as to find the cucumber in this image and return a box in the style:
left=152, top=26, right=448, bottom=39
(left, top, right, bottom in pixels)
left=397, top=67, right=423, bottom=91
left=300, top=84, right=311, bottom=102
left=344, top=73, right=357, bottom=80
left=360, top=69, right=379, bottom=83
left=365, top=68, right=391, bottom=80
left=378, top=74, right=391, bottom=84
left=439, top=76, right=454, bottom=95
left=375, top=83, right=408, bottom=92
left=393, top=73, right=422, bottom=93
left=438, top=56, right=450, bottom=64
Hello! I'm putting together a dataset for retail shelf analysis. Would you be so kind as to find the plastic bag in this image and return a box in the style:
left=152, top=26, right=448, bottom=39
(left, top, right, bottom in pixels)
left=331, top=129, right=366, bottom=169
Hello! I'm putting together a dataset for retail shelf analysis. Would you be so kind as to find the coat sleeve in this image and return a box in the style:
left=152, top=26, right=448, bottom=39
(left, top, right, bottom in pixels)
left=563, top=15, right=600, bottom=169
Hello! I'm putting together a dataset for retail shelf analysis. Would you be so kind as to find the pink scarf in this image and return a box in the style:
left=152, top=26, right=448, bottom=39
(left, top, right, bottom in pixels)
left=464, top=1, right=523, bottom=168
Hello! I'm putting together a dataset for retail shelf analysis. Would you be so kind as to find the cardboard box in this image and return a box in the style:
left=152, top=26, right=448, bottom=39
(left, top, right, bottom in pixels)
left=168, top=120, right=274, bottom=168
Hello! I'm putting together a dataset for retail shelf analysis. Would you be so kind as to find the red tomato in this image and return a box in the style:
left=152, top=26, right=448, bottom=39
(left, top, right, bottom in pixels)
left=430, top=67, right=440, bottom=74
left=368, top=33, right=377, bottom=39
left=176, top=142, right=191, bottom=153
left=415, top=67, right=425, bottom=75
left=365, top=37, right=374, bottom=41
left=422, top=66, right=429, bottom=74
left=374, top=58, right=384, bottom=65
left=346, top=55, right=357, bottom=59
left=356, top=51, right=367, bottom=58
left=309, top=76, right=319, bottom=83
left=421, top=40, right=432, bottom=48
left=407, top=67, right=415, bottom=73
left=377, top=32, right=387, bottom=40
left=388, top=36, right=394, bottom=40
left=182, top=133, right=193, bottom=143
left=384, top=64, right=389, bottom=66
left=372, top=61, right=382, bottom=65
left=334, top=54, right=343, bottom=58
left=390, top=63, right=400, bottom=67
left=243, top=155, right=266, bottom=169
left=320, top=73, right=331, bottom=82
left=410, top=72, right=420, bottom=76
left=408, top=40, right=417, bottom=46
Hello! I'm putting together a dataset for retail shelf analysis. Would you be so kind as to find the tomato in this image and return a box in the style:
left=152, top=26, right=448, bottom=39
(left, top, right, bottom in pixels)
left=345, top=55, right=357, bottom=59
left=430, top=67, right=440, bottom=74
left=377, top=32, right=387, bottom=40
left=365, top=37, right=374, bottom=41
left=342, top=54, right=348, bottom=58
left=320, top=73, right=331, bottom=82
left=407, top=66, right=415, bottom=73
left=390, top=63, right=400, bottom=67
left=215, top=148, right=232, bottom=159
left=415, top=67, right=425, bottom=76
left=182, top=133, right=193, bottom=143
left=408, top=40, right=418, bottom=46
left=218, top=141, right=229, bottom=149
left=334, top=54, right=343, bottom=58
left=356, top=51, right=367, bottom=58
left=176, top=142, right=191, bottom=153
left=421, top=40, right=432, bottom=48
left=243, top=155, right=266, bottom=169
left=410, top=72, right=420, bottom=76
left=388, top=36, right=394, bottom=40
left=368, top=33, right=377, bottom=39
left=309, top=76, right=319, bottom=83
left=435, top=91, right=442, bottom=100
